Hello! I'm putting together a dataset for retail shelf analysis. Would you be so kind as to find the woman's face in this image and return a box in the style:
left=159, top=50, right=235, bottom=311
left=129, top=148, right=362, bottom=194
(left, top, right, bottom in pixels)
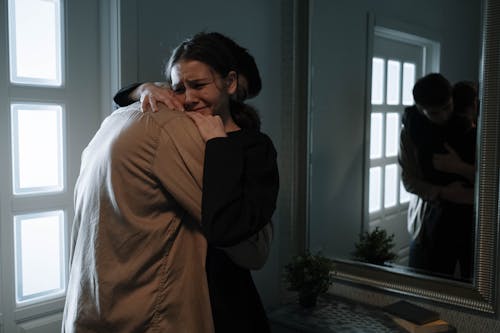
left=170, top=60, right=236, bottom=118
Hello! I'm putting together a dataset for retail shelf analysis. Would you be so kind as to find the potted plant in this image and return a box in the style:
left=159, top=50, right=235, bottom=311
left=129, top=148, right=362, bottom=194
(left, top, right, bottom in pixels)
left=351, top=227, right=397, bottom=265
left=284, top=251, right=335, bottom=308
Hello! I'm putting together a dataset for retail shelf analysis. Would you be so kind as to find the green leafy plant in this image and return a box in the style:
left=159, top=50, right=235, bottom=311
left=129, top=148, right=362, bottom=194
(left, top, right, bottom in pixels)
left=352, top=227, right=397, bottom=265
left=284, top=251, right=335, bottom=307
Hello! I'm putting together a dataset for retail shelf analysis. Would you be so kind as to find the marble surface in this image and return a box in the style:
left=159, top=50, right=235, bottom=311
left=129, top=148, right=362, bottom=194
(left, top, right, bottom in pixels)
left=269, top=294, right=409, bottom=333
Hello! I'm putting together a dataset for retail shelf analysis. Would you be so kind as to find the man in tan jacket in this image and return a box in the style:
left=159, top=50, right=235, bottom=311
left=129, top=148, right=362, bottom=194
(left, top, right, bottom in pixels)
left=62, top=102, right=214, bottom=332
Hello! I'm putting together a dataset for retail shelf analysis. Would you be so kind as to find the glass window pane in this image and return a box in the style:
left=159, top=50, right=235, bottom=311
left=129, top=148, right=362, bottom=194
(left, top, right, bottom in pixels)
left=8, top=0, right=62, bottom=86
left=402, top=63, right=416, bottom=105
left=11, top=103, right=64, bottom=195
left=385, top=113, right=400, bottom=157
left=387, top=60, right=401, bottom=105
left=384, top=164, right=398, bottom=208
left=370, top=113, right=383, bottom=159
left=369, top=167, right=382, bottom=213
left=400, top=181, right=411, bottom=204
left=371, top=58, right=385, bottom=105
left=15, top=210, right=66, bottom=304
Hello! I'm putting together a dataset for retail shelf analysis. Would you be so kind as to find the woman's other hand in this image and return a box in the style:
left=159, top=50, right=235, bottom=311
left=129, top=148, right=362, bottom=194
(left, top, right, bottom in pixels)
left=186, top=112, right=227, bottom=142
left=136, top=83, right=184, bottom=112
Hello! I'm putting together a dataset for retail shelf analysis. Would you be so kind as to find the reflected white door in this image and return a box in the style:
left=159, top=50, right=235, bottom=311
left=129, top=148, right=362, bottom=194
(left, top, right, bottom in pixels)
left=0, top=0, right=102, bottom=332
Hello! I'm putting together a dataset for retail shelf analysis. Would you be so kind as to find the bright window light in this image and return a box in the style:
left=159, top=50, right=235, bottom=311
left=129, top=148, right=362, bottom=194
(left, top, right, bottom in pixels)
left=8, top=0, right=62, bottom=86
left=385, top=113, right=400, bottom=157
left=369, top=167, right=382, bottom=213
left=14, top=210, right=66, bottom=304
left=370, top=113, right=383, bottom=159
left=387, top=60, right=401, bottom=105
left=384, top=164, right=398, bottom=208
left=371, top=58, right=385, bottom=105
left=11, top=103, right=64, bottom=195
left=402, top=63, right=416, bottom=105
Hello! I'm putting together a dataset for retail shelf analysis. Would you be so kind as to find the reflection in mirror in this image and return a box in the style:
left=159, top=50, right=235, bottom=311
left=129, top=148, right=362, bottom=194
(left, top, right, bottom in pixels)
left=308, top=0, right=500, bottom=313
left=367, top=70, right=478, bottom=283
left=394, top=74, right=477, bottom=282
left=364, top=10, right=480, bottom=283
left=308, top=0, right=482, bottom=283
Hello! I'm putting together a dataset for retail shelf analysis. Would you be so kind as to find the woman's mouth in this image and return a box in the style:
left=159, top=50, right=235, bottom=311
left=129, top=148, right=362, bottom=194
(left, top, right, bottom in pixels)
left=189, top=106, right=210, bottom=113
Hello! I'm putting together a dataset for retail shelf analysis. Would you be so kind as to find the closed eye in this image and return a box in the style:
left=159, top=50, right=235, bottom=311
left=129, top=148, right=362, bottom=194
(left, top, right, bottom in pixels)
left=172, top=86, right=185, bottom=94
left=189, top=82, right=209, bottom=90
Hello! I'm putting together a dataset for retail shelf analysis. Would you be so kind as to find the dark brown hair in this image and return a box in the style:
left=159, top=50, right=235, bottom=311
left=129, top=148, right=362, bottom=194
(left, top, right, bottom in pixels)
left=165, top=32, right=261, bottom=130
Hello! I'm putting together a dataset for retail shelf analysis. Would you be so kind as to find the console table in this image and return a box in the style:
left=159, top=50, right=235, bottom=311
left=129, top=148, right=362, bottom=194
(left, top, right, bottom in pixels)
left=269, top=295, right=455, bottom=333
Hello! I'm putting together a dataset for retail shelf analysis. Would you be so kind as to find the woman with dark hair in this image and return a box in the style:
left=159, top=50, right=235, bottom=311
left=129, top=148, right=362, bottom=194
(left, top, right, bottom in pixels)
left=115, top=32, right=278, bottom=332
left=113, top=32, right=262, bottom=113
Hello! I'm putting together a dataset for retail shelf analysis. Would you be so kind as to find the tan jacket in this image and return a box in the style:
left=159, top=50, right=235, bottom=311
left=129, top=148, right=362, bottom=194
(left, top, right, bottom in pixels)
left=62, top=102, right=214, bottom=333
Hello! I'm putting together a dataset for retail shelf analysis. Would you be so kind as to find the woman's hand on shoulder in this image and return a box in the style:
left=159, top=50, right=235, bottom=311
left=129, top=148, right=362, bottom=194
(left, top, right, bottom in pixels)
left=137, top=82, right=184, bottom=113
left=186, top=112, right=227, bottom=142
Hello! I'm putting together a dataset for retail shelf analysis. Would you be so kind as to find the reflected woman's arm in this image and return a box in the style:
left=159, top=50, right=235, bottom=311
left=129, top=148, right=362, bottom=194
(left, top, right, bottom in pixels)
left=400, top=129, right=474, bottom=205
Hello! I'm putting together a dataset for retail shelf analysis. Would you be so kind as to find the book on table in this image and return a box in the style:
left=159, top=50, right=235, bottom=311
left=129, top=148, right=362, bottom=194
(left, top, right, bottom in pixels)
left=390, top=316, right=454, bottom=333
left=383, top=300, right=440, bottom=325
left=383, top=300, right=454, bottom=333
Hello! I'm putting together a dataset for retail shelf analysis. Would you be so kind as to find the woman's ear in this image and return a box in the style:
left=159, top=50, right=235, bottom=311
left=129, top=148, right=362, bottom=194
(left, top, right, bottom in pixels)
left=225, top=71, right=238, bottom=95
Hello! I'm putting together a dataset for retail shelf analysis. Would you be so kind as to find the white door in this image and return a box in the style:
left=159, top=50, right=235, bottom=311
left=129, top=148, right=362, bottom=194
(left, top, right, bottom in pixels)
left=0, top=0, right=103, bottom=332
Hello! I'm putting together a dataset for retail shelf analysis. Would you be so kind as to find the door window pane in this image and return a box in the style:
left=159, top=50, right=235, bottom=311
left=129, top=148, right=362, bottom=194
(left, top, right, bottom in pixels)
left=371, top=58, right=385, bottom=105
left=370, top=113, right=383, bottom=159
left=14, top=210, right=66, bottom=304
left=402, top=63, right=416, bottom=105
left=8, top=0, right=62, bottom=86
left=11, top=103, right=64, bottom=195
left=384, top=164, right=398, bottom=208
left=369, top=167, right=382, bottom=213
left=386, top=60, right=401, bottom=105
left=385, top=113, right=400, bottom=157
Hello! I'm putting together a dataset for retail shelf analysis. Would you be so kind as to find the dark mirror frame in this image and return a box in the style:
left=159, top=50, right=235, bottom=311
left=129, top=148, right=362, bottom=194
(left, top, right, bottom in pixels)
left=284, top=0, right=499, bottom=314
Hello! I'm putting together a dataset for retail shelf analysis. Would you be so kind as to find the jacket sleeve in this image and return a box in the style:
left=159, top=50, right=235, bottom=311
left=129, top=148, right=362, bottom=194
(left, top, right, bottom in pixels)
left=201, top=133, right=279, bottom=247
left=113, top=82, right=142, bottom=107
left=399, top=127, right=441, bottom=201
left=151, top=110, right=205, bottom=222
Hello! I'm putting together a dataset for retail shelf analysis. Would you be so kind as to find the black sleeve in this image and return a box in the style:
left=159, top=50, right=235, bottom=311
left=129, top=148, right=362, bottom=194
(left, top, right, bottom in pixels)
left=113, top=82, right=143, bottom=107
left=201, top=132, right=279, bottom=247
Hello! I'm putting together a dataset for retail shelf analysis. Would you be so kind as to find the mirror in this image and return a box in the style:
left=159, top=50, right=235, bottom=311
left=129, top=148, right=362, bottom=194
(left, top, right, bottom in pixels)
left=303, top=0, right=499, bottom=312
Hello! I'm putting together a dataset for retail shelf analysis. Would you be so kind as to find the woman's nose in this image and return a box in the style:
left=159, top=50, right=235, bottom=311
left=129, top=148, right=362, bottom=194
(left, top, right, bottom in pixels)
left=183, top=88, right=198, bottom=110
